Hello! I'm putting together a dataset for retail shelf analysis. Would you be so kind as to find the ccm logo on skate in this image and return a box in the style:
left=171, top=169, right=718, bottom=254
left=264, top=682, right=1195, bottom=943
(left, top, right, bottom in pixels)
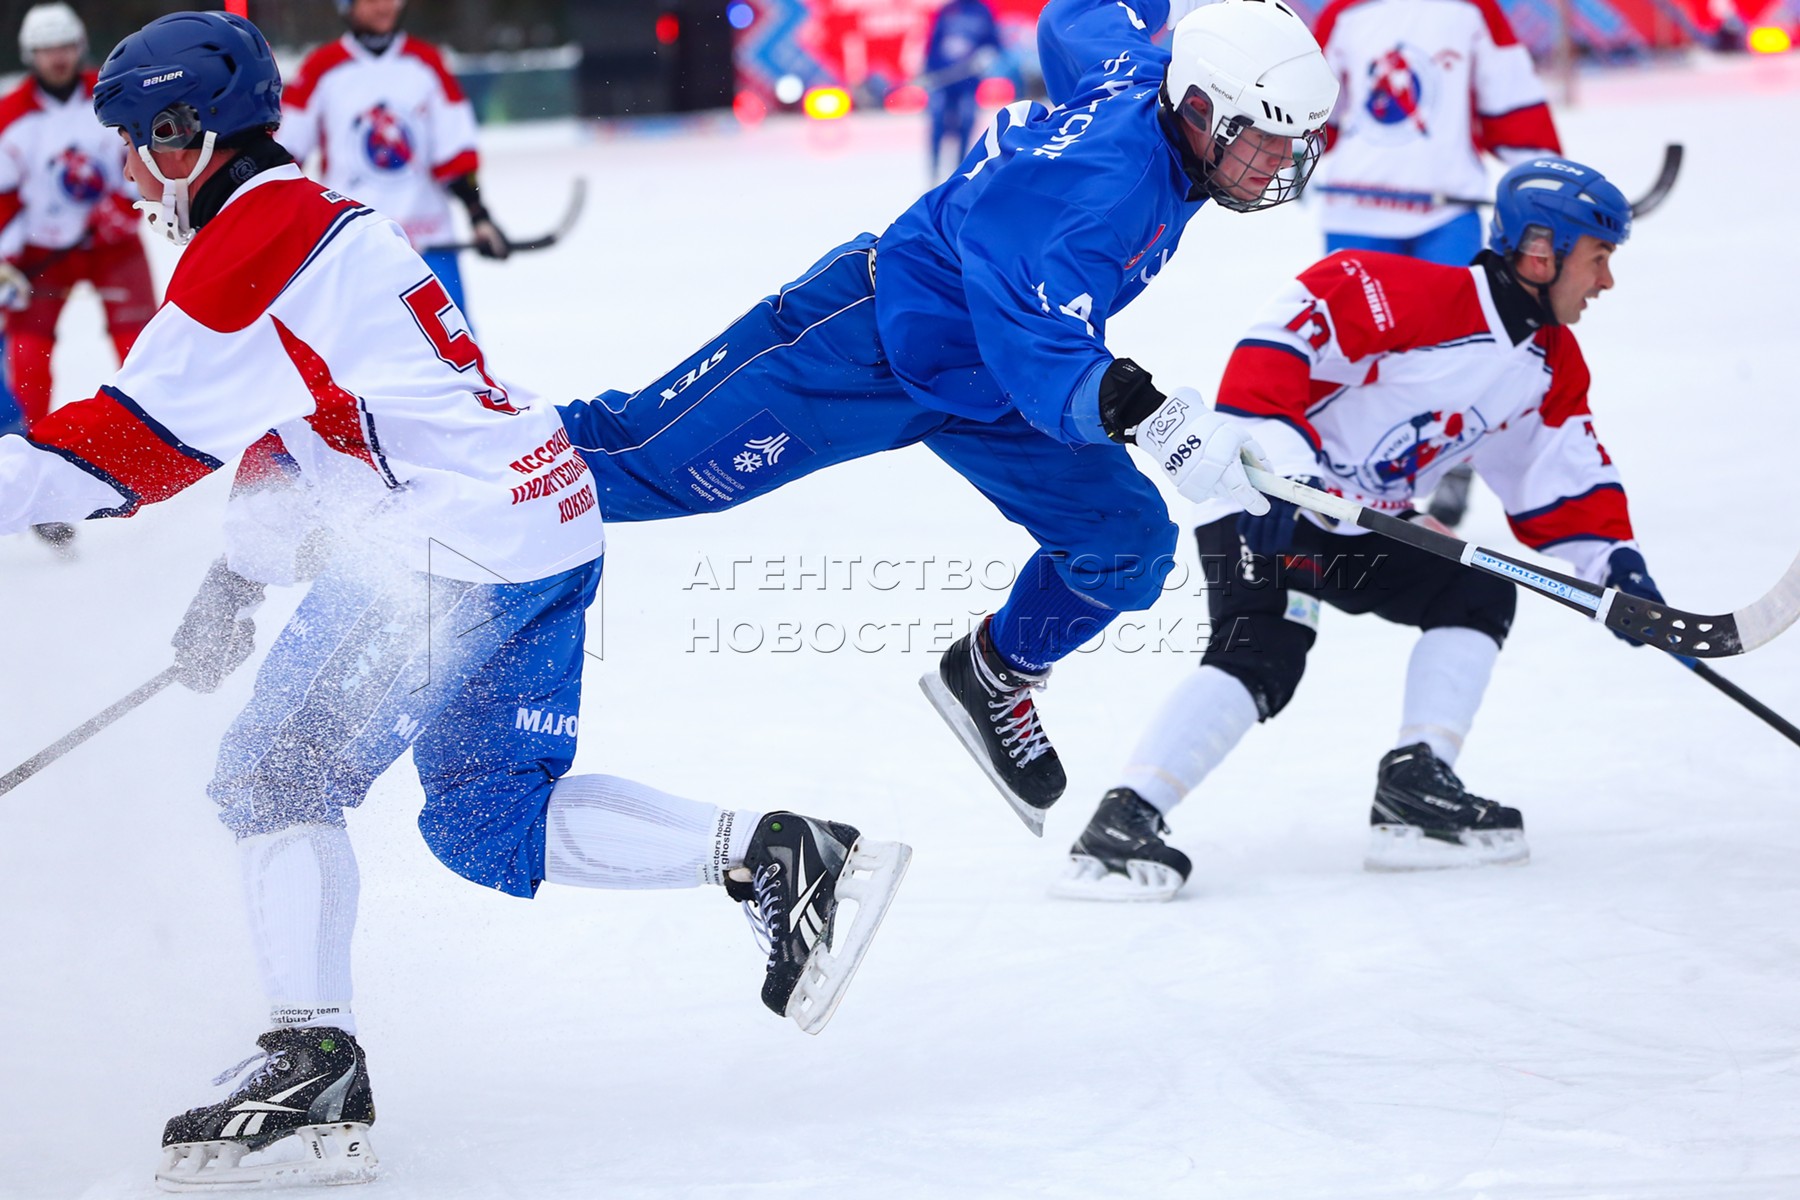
left=516, top=708, right=579, bottom=737
left=660, top=345, right=729, bottom=404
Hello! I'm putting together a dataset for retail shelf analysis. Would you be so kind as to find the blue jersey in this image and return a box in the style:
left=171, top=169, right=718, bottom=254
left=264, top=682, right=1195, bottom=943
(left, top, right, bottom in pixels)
left=875, top=0, right=1204, bottom=446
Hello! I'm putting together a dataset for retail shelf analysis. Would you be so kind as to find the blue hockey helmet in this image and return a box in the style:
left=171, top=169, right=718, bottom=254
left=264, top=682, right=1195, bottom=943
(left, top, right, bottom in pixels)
left=1488, top=157, right=1631, bottom=258
left=93, top=11, right=281, bottom=152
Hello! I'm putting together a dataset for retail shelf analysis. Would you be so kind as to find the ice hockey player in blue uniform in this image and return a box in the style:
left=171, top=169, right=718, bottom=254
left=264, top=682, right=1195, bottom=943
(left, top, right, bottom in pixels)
left=560, top=0, right=1341, bottom=836
left=922, top=0, right=1002, bottom=178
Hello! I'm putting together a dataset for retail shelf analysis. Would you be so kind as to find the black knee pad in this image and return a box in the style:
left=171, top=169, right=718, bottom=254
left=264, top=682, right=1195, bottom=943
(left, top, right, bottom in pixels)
left=1201, top=611, right=1314, bottom=719
left=1420, top=570, right=1516, bottom=646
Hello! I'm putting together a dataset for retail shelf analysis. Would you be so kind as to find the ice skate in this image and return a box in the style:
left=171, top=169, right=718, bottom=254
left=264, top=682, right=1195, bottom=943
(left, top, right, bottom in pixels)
left=728, top=811, right=911, bottom=1034
left=1365, top=743, right=1528, bottom=871
left=919, top=618, right=1066, bottom=835
left=1050, top=787, right=1192, bottom=901
left=31, top=521, right=76, bottom=560
left=156, top=1027, right=377, bottom=1191
left=1426, top=463, right=1475, bottom=529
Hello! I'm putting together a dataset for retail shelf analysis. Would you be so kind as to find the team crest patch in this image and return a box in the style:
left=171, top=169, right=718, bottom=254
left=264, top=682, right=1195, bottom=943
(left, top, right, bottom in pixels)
left=1349, top=408, right=1489, bottom=496
left=357, top=102, right=416, bottom=172
left=680, top=410, right=816, bottom=507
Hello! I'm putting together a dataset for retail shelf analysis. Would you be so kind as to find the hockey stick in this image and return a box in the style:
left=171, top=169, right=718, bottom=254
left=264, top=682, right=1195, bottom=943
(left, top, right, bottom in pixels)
left=1679, top=657, right=1800, bottom=748
left=444, top=178, right=587, bottom=255
left=0, top=666, right=179, bottom=797
left=1316, top=143, right=1683, bottom=216
left=1244, top=467, right=1800, bottom=658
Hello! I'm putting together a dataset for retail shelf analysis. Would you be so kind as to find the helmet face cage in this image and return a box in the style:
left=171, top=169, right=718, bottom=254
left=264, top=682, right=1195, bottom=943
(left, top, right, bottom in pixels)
left=1178, top=88, right=1326, bottom=214
left=1205, top=115, right=1325, bottom=213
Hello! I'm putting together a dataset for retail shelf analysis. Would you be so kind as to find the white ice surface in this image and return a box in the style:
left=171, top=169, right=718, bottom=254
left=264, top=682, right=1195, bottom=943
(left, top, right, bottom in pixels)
left=4, top=55, right=1799, bottom=1200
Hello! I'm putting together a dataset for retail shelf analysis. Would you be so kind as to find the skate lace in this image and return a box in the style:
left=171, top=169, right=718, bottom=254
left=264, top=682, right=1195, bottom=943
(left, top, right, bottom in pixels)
left=738, top=862, right=785, bottom=965
left=973, top=650, right=1050, bottom=766
left=212, top=1051, right=288, bottom=1094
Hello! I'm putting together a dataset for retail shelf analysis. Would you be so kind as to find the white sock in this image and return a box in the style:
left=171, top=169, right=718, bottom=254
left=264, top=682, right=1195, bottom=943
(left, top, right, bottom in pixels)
left=1118, top=666, right=1261, bottom=815
left=1396, top=626, right=1500, bottom=766
left=543, top=773, right=760, bottom=889
left=239, top=824, right=359, bottom=1035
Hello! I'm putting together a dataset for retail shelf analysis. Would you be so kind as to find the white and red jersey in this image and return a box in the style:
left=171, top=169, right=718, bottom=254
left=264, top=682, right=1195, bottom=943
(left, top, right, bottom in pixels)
left=0, top=165, right=603, bottom=585
left=0, top=71, right=133, bottom=258
left=1198, top=250, right=1636, bottom=582
left=279, top=34, right=480, bottom=251
left=1311, top=0, right=1560, bottom=239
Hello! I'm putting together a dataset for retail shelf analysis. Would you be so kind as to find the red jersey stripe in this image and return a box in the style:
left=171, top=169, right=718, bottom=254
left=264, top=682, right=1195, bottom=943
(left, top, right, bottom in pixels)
left=28, top=384, right=224, bottom=512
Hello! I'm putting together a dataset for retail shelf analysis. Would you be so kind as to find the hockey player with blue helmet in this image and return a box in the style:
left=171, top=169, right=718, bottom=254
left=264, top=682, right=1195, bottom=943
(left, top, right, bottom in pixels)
left=560, top=0, right=1341, bottom=836
left=1054, top=153, right=1660, bottom=899
left=9, top=9, right=915, bottom=1188
left=93, top=9, right=283, bottom=245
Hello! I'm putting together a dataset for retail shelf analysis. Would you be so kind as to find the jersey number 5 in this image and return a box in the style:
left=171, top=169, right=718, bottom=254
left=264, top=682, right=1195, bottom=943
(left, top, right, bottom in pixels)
left=401, top=276, right=518, bottom=414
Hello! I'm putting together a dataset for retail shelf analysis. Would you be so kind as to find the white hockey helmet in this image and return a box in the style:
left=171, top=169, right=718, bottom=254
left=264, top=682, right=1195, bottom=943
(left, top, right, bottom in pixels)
left=19, top=2, right=85, bottom=60
left=1165, top=0, right=1339, bottom=211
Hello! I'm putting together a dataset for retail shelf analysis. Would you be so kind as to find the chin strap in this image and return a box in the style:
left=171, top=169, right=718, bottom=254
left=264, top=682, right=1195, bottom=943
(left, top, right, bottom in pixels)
left=132, top=131, right=217, bottom=246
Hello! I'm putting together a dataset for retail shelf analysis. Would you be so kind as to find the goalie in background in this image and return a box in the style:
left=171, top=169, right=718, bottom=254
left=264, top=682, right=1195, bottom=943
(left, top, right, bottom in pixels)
left=1054, top=156, right=1667, bottom=900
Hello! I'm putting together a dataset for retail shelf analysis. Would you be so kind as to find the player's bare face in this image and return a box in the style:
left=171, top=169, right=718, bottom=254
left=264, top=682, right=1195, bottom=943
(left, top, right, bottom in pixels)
left=118, top=130, right=161, bottom=202
left=349, top=0, right=404, bottom=36
left=1547, top=235, right=1616, bottom=326
left=30, top=44, right=81, bottom=90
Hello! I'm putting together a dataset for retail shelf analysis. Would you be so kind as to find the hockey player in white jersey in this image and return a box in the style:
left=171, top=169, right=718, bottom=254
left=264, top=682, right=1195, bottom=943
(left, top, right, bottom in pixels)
left=0, top=12, right=908, bottom=1188
left=1054, top=156, right=1665, bottom=899
left=279, top=0, right=509, bottom=319
left=1310, top=0, right=1561, bottom=265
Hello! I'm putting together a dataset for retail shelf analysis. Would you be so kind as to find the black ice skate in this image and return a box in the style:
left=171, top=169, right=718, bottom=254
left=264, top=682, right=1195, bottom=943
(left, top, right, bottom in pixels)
left=156, top=1027, right=377, bottom=1191
left=728, top=811, right=911, bottom=1035
left=1365, top=742, right=1528, bottom=871
left=1050, top=788, right=1193, bottom=902
left=1426, top=463, right=1475, bottom=529
left=919, top=618, right=1066, bottom=835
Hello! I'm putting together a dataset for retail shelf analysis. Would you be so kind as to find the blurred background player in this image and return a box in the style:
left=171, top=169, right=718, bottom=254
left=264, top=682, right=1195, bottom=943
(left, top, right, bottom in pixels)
left=278, top=0, right=510, bottom=321
left=1053, top=157, right=1669, bottom=900
left=1310, top=0, right=1562, bottom=529
left=922, top=0, right=1001, bottom=179
left=0, top=2, right=156, bottom=556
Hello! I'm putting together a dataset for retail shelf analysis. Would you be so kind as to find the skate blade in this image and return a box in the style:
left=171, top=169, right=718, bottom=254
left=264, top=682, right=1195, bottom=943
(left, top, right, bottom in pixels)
left=1363, top=824, right=1530, bottom=873
left=917, top=671, right=1048, bottom=837
left=1047, top=854, right=1184, bottom=902
left=785, top=837, right=913, bottom=1035
left=156, top=1123, right=378, bottom=1191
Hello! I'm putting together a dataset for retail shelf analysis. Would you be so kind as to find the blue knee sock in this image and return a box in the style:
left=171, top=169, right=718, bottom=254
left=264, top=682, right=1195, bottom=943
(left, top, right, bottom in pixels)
left=989, top=550, right=1119, bottom=673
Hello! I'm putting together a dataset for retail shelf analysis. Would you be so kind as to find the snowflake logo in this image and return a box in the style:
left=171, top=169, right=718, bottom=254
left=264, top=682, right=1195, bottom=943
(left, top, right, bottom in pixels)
left=733, top=451, right=763, bottom=473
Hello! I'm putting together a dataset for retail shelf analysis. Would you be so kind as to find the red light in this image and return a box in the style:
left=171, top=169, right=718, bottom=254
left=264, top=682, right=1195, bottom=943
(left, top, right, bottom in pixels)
left=975, top=77, right=1016, bottom=106
left=885, top=84, right=928, bottom=113
left=655, top=13, right=680, bottom=44
left=733, top=90, right=768, bottom=125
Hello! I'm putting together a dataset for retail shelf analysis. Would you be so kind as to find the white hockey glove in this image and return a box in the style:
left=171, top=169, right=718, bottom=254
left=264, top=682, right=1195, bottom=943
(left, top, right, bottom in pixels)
left=0, top=261, right=32, bottom=311
left=1136, top=387, right=1272, bottom=513
left=171, top=557, right=267, bottom=693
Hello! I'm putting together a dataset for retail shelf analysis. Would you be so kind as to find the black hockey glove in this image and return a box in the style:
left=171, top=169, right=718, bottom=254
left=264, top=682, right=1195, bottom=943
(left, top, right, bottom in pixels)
left=1097, top=357, right=1165, bottom=443
left=1603, top=547, right=1664, bottom=648
left=447, top=173, right=511, bottom=260
left=171, top=557, right=267, bottom=693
